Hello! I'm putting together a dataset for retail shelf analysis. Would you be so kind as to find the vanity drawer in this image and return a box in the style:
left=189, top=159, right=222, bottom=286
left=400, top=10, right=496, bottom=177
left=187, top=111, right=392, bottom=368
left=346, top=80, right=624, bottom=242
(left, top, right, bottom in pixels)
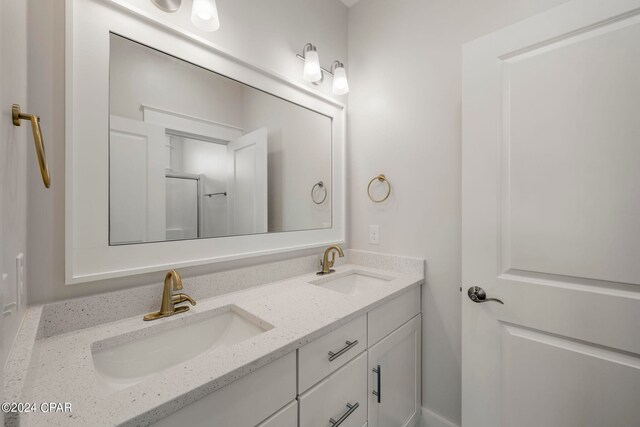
left=256, top=400, right=297, bottom=427
left=368, top=287, right=420, bottom=346
left=298, top=314, right=367, bottom=392
left=299, top=352, right=368, bottom=427
left=152, top=351, right=295, bottom=427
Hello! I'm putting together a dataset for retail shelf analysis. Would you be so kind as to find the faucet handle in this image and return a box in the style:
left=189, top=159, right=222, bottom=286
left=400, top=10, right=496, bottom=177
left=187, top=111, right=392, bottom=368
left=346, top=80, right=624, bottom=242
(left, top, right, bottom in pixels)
left=326, top=255, right=335, bottom=269
left=172, top=293, right=196, bottom=306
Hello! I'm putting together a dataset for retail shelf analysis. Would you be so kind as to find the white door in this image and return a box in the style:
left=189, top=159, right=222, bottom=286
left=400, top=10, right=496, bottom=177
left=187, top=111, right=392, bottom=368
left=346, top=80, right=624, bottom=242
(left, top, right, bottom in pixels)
left=109, top=115, right=166, bottom=244
left=368, top=314, right=421, bottom=427
left=462, top=1, right=640, bottom=426
left=226, top=127, right=268, bottom=235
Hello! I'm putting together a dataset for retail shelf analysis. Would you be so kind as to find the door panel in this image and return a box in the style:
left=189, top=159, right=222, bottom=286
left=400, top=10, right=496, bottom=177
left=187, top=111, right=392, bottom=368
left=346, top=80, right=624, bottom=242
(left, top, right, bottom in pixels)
left=462, top=1, right=640, bottom=426
left=109, top=115, right=166, bottom=244
left=109, top=129, right=147, bottom=244
left=507, top=20, right=640, bottom=284
left=226, top=127, right=268, bottom=235
left=502, top=325, right=640, bottom=427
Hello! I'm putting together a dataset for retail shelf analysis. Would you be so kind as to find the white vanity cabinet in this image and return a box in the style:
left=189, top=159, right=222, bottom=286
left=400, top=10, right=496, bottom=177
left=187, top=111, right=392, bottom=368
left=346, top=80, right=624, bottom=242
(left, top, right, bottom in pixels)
left=368, top=314, right=422, bottom=427
left=297, top=286, right=421, bottom=427
left=152, top=287, right=421, bottom=427
left=152, top=352, right=296, bottom=427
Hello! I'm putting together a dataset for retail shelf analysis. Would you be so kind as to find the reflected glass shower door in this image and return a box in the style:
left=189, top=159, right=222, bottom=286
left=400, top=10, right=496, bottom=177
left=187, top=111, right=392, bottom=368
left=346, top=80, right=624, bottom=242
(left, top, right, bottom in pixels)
left=165, top=175, right=199, bottom=241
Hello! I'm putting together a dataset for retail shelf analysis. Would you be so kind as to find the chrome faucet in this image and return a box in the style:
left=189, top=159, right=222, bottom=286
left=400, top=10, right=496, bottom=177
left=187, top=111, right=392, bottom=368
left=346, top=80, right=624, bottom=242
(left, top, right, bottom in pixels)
left=317, top=245, right=345, bottom=275
left=143, top=269, right=196, bottom=321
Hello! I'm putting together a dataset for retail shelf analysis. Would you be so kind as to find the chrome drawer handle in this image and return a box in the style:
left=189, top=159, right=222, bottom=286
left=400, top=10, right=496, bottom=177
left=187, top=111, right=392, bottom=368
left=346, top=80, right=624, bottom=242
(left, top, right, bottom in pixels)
left=372, top=365, right=381, bottom=403
left=329, top=402, right=359, bottom=426
left=328, top=340, right=358, bottom=362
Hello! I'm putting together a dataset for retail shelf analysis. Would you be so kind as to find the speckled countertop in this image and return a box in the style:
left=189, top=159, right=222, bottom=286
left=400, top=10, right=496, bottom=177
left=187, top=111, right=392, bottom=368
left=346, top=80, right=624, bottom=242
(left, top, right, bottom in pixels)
left=9, top=261, right=423, bottom=427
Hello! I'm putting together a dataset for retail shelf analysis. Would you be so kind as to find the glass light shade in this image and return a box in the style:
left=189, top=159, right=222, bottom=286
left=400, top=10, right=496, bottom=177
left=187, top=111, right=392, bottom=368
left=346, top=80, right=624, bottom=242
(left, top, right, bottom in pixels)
left=191, top=0, right=220, bottom=32
left=303, top=50, right=322, bottom=82
left=332, top=66, right=349, bottom=95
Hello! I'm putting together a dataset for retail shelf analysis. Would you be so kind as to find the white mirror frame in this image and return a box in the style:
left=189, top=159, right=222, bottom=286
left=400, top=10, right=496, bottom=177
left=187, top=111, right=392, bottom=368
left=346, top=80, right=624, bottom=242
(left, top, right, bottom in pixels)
left=65, top=0, right=346, bottom=284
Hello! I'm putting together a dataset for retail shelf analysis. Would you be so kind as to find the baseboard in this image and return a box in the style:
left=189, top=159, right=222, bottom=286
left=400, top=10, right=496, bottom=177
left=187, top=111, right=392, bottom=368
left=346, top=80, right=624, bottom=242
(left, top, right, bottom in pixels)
left=420, top=407, right=459, bottom=427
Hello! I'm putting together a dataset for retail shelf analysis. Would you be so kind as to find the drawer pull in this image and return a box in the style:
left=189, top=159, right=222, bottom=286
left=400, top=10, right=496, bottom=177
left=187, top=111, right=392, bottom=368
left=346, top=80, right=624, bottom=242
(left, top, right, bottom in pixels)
left=329, top=402, right=359, bottom=426
left=372, top=365, right=381, bottom=403
left=328, top=340, right=359, bottom=362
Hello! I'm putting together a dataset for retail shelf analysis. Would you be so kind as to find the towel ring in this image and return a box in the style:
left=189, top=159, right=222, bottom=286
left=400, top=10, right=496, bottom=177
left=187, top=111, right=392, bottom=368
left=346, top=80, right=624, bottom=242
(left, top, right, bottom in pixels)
left=12, top=104, right=50, bottom=188
left=311, top=181, right=327, bottom=205
left=367, top=174, right=391, bottom=203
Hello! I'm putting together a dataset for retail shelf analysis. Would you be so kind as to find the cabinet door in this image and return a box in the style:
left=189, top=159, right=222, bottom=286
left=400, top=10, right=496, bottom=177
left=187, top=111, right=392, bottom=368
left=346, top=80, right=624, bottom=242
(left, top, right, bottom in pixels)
left=152, top=352, right=295, bottom=427
left=368, top=314, right=421, bottom=427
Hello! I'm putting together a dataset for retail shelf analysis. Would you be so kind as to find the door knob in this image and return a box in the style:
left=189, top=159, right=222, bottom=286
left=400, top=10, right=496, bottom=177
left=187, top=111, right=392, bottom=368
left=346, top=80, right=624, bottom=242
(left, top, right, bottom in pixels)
left=467, top=286, right=504, bottom=304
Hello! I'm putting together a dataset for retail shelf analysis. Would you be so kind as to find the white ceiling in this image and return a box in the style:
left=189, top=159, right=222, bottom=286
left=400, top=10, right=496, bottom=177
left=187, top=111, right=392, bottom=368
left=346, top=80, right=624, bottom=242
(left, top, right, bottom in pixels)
left=340, top=0, right=361, bottom=7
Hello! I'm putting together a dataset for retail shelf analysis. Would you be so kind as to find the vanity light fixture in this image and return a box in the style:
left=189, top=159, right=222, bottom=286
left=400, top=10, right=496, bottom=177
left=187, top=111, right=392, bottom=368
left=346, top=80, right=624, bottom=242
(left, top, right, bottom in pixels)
left=191, top=0, right=220, bottom=31
left=301, top=44, right=323, bottom=83
left=296, top=43, right=350, bottom=95
left=331, top=61, right=349, bottom=95
left=151, top=0, right=182, bottom=13
left=151, top=0, right=220, bottom=31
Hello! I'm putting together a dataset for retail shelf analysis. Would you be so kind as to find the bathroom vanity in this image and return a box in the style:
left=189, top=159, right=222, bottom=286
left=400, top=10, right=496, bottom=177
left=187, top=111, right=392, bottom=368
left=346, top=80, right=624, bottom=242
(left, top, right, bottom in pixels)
left=7, top=253, right=423, bottom=426
left=5, top=1, right=425, bottom=425
left=156, top=272, right=421, bottom=427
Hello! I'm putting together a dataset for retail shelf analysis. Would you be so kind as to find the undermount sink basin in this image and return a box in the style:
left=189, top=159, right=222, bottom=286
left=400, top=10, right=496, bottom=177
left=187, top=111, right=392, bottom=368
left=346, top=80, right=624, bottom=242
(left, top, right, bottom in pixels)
left=310, top=270, right=395, bottom=296
left=91, top=305, right=271, bottom=392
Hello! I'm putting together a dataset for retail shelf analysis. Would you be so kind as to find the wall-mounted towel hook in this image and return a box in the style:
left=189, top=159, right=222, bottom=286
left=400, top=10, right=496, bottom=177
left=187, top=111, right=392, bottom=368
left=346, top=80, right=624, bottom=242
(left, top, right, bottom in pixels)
left=12, top=104, right=50, bottom=188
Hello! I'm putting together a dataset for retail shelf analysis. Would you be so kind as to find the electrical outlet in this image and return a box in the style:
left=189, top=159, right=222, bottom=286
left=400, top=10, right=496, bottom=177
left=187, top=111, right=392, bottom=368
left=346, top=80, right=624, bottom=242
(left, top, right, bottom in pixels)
left=16, top=253, right=24, bottom=307
left=369, top=225, right=380, bottom=245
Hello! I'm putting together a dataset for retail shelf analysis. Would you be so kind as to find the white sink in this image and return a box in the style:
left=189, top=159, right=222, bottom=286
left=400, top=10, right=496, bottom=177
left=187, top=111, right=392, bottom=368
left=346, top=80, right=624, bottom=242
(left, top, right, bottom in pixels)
left=91, top=305, right=271, bottom=392
left=310, top=270, right=394, bottom=296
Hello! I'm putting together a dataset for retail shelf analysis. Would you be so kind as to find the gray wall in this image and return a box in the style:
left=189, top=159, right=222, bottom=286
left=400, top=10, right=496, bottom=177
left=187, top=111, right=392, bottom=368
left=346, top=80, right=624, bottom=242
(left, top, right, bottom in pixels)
left=347, top=0, right=571, bottom=425
left=2, top=0, right=28, bottom=368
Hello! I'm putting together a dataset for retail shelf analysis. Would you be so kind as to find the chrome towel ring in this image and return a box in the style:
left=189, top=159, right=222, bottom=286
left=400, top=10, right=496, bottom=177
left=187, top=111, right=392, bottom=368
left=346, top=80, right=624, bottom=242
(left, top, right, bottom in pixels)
left=367, top=174, right=391, bottom=203
left=311, top=181, right=327, bottom=204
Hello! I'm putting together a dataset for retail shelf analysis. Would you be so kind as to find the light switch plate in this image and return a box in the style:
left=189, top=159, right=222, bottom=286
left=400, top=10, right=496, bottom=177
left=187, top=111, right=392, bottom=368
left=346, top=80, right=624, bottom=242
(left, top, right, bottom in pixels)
left=369, top=225, right=380, bottom=245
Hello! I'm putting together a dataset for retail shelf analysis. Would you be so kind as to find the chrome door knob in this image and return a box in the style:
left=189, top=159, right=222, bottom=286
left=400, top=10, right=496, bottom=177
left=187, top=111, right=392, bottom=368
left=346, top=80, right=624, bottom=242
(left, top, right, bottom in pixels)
left=467, top=286, right=504, bottom=304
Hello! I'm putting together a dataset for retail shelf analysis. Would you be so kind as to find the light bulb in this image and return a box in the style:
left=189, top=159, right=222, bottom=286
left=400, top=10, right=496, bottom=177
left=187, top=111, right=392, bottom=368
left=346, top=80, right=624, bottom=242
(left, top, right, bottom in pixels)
left=332, top=65, right=349, bottom=95
left=303, top=49, right=322, bottom=82
left=191, top=0, right=220, bottom=31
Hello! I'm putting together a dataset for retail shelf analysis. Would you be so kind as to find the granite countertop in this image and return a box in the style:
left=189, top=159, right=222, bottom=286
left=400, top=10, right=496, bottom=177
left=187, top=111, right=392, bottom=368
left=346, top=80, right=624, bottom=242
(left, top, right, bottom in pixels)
left=9, top=262, right=423, bottom=427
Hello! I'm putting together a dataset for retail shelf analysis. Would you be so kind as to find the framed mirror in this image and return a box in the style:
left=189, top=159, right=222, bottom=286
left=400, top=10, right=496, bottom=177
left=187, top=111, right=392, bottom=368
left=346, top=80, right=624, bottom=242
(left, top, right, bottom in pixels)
left=109, top=34, right=332, bottom=245
left=66, top=0, right=345, bottom=284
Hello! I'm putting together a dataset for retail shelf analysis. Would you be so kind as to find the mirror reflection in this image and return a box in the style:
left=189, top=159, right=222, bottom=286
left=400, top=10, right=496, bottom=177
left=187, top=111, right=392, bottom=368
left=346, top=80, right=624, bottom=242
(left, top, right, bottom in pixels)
left=109, top=34, right=332, bottom=245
